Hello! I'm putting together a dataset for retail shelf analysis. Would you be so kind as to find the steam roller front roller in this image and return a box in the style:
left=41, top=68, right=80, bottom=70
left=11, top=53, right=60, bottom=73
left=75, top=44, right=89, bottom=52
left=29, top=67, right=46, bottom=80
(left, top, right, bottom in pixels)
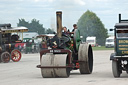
left=78, top=43, right=93, bottom=74
left=41, top=53, right=70, bottom=78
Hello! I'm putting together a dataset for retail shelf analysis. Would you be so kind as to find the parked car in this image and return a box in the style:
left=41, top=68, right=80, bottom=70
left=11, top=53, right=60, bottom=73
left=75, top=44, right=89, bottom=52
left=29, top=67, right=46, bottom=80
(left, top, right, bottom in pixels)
left=105, top=37, right=114, bottom=48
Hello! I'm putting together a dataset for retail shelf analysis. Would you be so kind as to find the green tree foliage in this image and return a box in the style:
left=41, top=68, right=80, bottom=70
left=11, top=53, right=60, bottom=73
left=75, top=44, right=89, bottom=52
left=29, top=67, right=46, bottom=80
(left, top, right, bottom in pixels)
left=17, top=19, right=53, bottom=34
left=17, top=19, right=29, bottom=27
left=29, top=19, right=45, bottom=34
left=46, top=28, right=54, bottom=34
left=77, top=10, right=108, bottom=45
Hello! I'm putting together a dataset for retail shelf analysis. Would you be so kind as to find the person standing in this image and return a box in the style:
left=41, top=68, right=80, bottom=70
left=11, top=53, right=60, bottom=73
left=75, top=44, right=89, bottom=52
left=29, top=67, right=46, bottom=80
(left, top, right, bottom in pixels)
left=72, top=24, right=77, bottom=32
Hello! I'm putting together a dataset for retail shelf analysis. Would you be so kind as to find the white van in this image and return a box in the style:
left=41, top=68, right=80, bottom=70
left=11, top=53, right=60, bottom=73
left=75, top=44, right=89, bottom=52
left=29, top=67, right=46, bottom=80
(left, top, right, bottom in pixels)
left=86, top=36, right=96, bottom=47
left=105, top=37, right=114, bottom=48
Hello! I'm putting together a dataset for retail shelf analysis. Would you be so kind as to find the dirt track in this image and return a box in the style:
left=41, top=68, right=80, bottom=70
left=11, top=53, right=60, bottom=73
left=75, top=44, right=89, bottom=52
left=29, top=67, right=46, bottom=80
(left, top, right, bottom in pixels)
left=1, top=50, right=128, bottom=85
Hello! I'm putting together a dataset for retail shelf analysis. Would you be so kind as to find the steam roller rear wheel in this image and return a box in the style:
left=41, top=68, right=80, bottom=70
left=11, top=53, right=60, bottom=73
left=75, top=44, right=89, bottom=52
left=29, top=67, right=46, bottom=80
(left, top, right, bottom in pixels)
left=78, top=43, right=93, bottom=74
left=1, top=51, right=11, bottom=63
left=73, top=29, right=81, bottom=52
left=11, top=49, right=21, bottom=62
left=41, top=53, right=70, bottom=78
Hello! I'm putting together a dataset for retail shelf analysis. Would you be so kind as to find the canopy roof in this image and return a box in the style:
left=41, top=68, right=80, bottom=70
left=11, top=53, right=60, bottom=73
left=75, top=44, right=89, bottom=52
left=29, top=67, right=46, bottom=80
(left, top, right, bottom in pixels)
left=115, top=23, right=128, bottom=28
left=0, top=27, right=28, bottom=33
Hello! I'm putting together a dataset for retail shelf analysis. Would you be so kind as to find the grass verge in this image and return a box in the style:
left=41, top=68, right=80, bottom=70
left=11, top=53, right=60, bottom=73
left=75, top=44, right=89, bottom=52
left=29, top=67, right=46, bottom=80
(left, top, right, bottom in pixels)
left=92, top=46, right=114, bottom=50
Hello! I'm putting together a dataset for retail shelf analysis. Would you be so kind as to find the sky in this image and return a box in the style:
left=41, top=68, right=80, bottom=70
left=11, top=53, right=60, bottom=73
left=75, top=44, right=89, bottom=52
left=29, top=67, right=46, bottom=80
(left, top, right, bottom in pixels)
left=0, top=0, right=128, bottom=33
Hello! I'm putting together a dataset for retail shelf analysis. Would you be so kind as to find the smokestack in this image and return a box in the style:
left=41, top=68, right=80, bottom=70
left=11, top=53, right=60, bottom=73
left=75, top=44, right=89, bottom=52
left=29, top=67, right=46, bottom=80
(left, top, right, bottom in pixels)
left=56, top=11, right=62, bottom=38
left=119, top=14, right=121, bottom=23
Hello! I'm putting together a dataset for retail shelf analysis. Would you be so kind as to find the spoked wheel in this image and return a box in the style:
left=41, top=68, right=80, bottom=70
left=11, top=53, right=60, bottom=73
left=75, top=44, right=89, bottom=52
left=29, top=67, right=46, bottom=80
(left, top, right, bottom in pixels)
left=112, top=60, right=121, bottom=78
left=1, top=51, right=11, bottom=63
left=11, top=49, right=21, bottom=62
left=78, top=43, right=93, bottom=74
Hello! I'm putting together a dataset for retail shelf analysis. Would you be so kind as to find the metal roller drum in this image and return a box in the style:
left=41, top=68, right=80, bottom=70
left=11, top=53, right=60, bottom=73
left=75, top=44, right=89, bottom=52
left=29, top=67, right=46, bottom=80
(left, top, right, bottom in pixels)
left=78, top=44, right=86, bottom=61
left=78, top=43, right=93, bottom=74
left=41, top=53, right=70, bottom=78
left=41, top=53, right=54, bottom=78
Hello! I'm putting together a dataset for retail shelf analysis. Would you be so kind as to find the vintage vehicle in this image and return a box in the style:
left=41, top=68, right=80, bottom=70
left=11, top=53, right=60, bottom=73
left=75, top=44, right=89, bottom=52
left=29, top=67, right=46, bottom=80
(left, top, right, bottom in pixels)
left=36, top=34, right=55, bottom=51
left=23, top=38, right=39, bottom=54
left=15, top=32, right=39, bottom=53
left=105, top=36, right=114, bottom=48
left=0, top=24, right=28, bottom=63
left=37, top=11, right=93, bottom=78
left=110, top=14, right=128, bottom=77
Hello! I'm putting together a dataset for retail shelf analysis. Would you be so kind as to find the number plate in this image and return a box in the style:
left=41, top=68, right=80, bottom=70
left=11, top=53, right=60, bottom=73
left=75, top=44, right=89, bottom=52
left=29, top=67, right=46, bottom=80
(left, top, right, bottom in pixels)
left=50, top=50, right=61, bottom=53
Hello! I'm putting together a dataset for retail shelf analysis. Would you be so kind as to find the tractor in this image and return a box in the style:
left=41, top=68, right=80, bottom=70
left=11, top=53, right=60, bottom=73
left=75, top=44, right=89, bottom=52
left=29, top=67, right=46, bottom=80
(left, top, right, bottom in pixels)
left=23, top=38, right=39, bottom=54
left=0, top=24, right=28, bottom=63
left=110, top=14, right=128, bottom=77
left=37, top=11, right=93, bottom=78
left=36, top=34, right=55, bottom=51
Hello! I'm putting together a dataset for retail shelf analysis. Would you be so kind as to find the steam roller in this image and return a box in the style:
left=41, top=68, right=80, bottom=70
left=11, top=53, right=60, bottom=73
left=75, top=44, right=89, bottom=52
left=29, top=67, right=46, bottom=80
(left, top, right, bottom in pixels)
left=37, top=11, right=93, bottom=78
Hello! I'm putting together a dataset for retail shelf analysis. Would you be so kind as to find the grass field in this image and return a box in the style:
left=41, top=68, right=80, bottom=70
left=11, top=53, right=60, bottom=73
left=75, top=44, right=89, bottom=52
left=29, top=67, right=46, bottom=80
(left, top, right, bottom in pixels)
left=92, top=46, right=114, bottom=50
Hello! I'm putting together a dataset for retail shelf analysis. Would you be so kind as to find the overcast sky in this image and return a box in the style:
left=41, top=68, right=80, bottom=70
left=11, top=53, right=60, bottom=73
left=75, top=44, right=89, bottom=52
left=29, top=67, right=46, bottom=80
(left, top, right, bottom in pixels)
left=0, top=0, right=128, bottom=32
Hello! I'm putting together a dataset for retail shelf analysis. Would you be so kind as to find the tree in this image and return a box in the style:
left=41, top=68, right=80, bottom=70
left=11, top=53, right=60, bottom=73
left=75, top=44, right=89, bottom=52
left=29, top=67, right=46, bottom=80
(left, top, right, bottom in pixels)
left=29, top=19, right=45, bottom=34
left=77, top=10, right=108, bottom=45
left=46, top=28, right=54, bottom=34
left=17, top=19, right=46, bottom=34
left=17, top=19, right=29, bottom=27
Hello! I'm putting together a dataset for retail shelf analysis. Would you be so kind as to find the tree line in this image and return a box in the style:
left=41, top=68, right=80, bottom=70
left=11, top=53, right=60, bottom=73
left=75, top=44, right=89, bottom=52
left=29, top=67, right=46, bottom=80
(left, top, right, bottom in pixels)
left=17, top=19, right=54, bottom=34
left=17, top=10, right=108, bottom=45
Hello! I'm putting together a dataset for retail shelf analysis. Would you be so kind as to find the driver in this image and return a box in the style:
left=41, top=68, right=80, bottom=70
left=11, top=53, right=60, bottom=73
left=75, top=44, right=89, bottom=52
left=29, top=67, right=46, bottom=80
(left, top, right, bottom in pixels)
left=62, top=26, right=69, bottom=36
